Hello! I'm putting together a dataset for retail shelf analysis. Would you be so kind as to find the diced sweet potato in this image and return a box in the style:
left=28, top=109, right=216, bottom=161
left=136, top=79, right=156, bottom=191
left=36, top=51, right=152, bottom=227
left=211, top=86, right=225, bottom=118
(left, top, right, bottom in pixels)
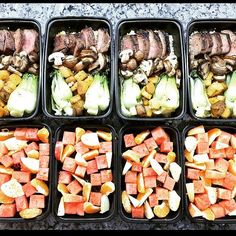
left=210, top=204, right=226, bottom=218
left=95, top=155, right=108, bottom=170
left=205, top=170, right=226, bottom=179
left=124, top=134, right=136, bottom=148
left=62, top=131, right=76, bottom=145
left=39, top=143, right=50, bottom=156
left=125, top=171, right=137, bottom=183
left=15, top=195, right=28, bottom=212
left=187, top=168, right=200, bottom=180
left=12, top=171, right=31, bottom=183
left=225, top=147, right=236, bottom=159
left=89, top=192, right=102, bottom=206
left=90, top=173, right=102, bottom=186
left=0, top=155, right=13, bottom=168
left=131, top=162, right=142, bottom=172
left=99, top=142, right=112, bottom=154
left=62, top=157, right=77, bottom=173
left=163, top=176, right=175, bottom=191
left=149, top=193, right=158, bottom=208
left=156, top=187, right=169, bottom=200
left=14, top=128, right=27, bottom=140
left=29, top=195, right=45, bottom=209
left=219, top=199, right=236, bottom=214
left=144, top=137, right=158, bottom=152
left=58, top=171, right=72, bottom=184
left=143, top=167, right=157, bottom=177
left=75, top=141, right=89, bottom=155
left=218, top=188, right=232, bottom=200
left=151, top=127, right=170, bottom=145
left=100, top=169, right=112, bottom=183
left=25, top=128, right=39, bottom=141
left=157, top=171, right=168, bottom=183
left=36, top=168, right=49, bottom=181
left=193, top=180, right=205, bottom=193
left=86, top=160, right=98, bottom=175
left=205, top=160, right=215, bottom=170
left=144, top=176, right=157, bottom=188
left=195, top=133, right=208, bottom=143
left=160, top=142, right=173, bottom=153
left=24, top=142, right=39, bottom=155
left=12, top=151, right=25, bottom=165
left=196, top=142, right=209, bottom=154
left=67, top=179, right=82, bottom=195
left=22, top=182, right=36, bottom=197
left=39, top=155, right=49, bottom=168
left=209, top=148, right=226, bottom=159
left=131, top=206, right=144, bottom=218
left=215, top=158, right=229, bottom=173
left=194, top=193, right=211, bottom=211
left=0, top=204, right=16, bottom=217
left=126, top=183, right=137, bottom=195
left=64, top=202, right=84, bottom=215
left=217, top=131, right=231, bottom=145
left=75, top=165, right=87, bottom=178
left=223, top=172, right=236, bottom=190
left=155, top=153, right=167, bottom=164
left=132, top=143, right=149, bottom=158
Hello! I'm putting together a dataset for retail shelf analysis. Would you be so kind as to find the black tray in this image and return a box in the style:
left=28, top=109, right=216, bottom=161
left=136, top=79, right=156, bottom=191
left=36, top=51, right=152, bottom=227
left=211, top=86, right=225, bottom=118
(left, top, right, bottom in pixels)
left=42, top=16, right=114, bottom=121
left=186, top=19, right=236, bottom=123
left=117, top=124, right=183, bottom=223
left=0, top=122, right=52, bottom=222
left=182, top=124, right=236, bottom=224
left=115, top=18, right=186, bottom=122
left=52, top=123, right=117, bottom=222
left=0, top=19, right=42, bottom=121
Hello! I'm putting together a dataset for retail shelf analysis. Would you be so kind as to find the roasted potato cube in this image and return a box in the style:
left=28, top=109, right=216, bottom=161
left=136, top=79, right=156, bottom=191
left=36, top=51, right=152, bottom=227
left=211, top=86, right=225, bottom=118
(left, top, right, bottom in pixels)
left=84, top=75, right=93, bottom=88
left=70, top=94, right=81, bottom=104
left=72, top=100, right=85, bottom=116
left=207, top=82, right=227, bottom=97
left=75, top=70, right=88, bottom=81
left=3, top=86, right=14, bottom=94
left=66, top=76, right=76, bottom=83
left=0, top=70, right=10, bottom=80
left=142, top=98, right=149, bottom=106
left=0, top=107, right=5, bottom=117
left=204, top=72, right=213, bottom=87
left=70, top=82, right=78, bottom=92
left=211, top=100, right=226, bottom=118
left=136, top=104, right=146, bottom=117
left=145, top=82, right=155, bottom=95
left=59, top=66, right=73, bottom=78
left=149, top=76, right=159, bottom=84
left=144, top=106, right=152, bottom=117
left=0, top=80, right=4, bottom=91
left=141, top=88, right=152, bottom=100
left=221, top=107, right=231, bottom=119
left=77, top=81, right=89, bottom=95
left=8, top=74, right=21, bottom=85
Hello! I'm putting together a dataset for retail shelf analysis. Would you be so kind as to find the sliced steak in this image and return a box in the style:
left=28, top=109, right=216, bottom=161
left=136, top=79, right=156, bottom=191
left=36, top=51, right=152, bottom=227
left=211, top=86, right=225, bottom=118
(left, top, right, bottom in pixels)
left=0, top=30, right=5, bottom=53
left=68, top=33, right=77, bottom=54
left=13, top=28, right=23, bottom=53
left=137, top=30, right=150, bottom=59
left=156, top=30, right=169, bottom=59
left=201, top=32, right=213, bottom=54
left=80, top=27, right=95, bottom=49
left=4, top=30, right=15, bottom=55
left=73, top=34, right=85, bottom=56
left=53, top=34, right=68, bottom=53
left=209, top=32, right=222, bottom=56
left=189, top=32, right=203, bottom=58
left=220, top=33, right=231, bottom=54
left=147, top=30, right=162, bottom=59
left=121, top=34, right=135, bottom=52
left=221, top=30, right=236, bottom=56
left=96, top=28, right=110, bottom=53
left=22, top=29, right=39, bottom=54
left=130, top=34, right=139, bottom=53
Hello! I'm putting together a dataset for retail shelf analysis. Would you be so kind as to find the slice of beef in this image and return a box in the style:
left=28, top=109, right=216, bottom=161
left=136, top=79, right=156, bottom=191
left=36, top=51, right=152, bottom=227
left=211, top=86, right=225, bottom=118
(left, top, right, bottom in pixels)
left=209, top=32, right=222, bottom=56
left=53, top=34, right=68, bottom=52
left=4, top=30, right=15, bottom=55
left=96, top=28, right=110, bottom=53
left=68, top=33, right=77, bottom=54
left=73, top=33, right=86, bottom=56
left=13, top=28, right=23, bottom=53
left=220, top=33, right=231, bottom=54
left=137, top=30, right=150, bottom=59
left=0, top=30, right=5, bottom=53
left=130, top=34, right=139, bottom=53
left=156, top=30, right=169, bottom=59
left=147, top=30, right=162, bottom=59
left=201, top=32, right=213, bottom=54
left=120, top=34, right=135, bottom=52
left=189, top=32, right=203, bottom=58
left=22, top=29, right=39, bottom=54
left=80, top=27, right=95, bottom=49
left=221, top=30, right=236, bottom=56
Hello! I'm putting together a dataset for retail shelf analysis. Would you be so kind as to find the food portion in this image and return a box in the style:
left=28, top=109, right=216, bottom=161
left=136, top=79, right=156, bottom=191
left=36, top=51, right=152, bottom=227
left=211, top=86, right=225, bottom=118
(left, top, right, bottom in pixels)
left=48, top=27, right=111, bottom=116
left=0, top=126, right=50, bottom=219
left=184, top=125, right=236, bottom=221
left=121, top=127, right=182, bottom=219
left=0, top=28, right=39, bottom=117
left=189, top=29, right=236, bottom=118
left=119, top=29, right=181, bottom=117
left=55, top=127, right=115, bottom=217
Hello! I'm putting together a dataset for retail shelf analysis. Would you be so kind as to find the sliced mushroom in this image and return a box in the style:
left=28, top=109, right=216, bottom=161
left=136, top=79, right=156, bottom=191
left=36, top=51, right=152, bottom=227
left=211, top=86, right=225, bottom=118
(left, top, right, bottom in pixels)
left=126, top=58, right=137, bottom=71
left=19, top=51, right=28, bottom=58
left=120, top=70, right=133, bottom=78
left=213, top=75, right=226, bottom=82
left=120, top=63, right=127, bottom=71
left=2, top=56, right=13, bottom=66
left=12, top=56, right=22, bottom=68
left=90, top=46, right=97, bottom=54
left=140, top=60, right=154, bottom=76
left=154, top=59, right=164, bottom=73
left=28, top=67, right=38, bottom=74
left=63, top=55, right=78, bottom=69
left=0, top=64, right=5, bottom=69
left=224, top=56, right=236, bottom=67
left=28, top=51, right=39, bottom=63
left=7, top=66, right=22, bottom=77
left=211, top=57, right=228, bottom=76
left=135, top=104, right=146, bottom=117
left=211, top=100, right=226, bottom=118
left=19, top=57, right=29, bottom=72
left=98, top=53, right=107, bottom=71
left=80, top=50, right=97, bottom=60
left=175, top=69, right=181, bottom=88
left=197, top=61, right=210, bottom=79
left=164, top=60, right=175, bottom=77
left=88, top=60, right=99, bottom=72
left=48, top=52, right=65, bottom=66
left=119, top=49, right=133, bottom=64
left=134, top=51, right=144, bottom=62
left=133, top=69, right=148, bottom=84
left=82, top=57, right=95, bottom=65
left=74, top=61, right=85, bottom=73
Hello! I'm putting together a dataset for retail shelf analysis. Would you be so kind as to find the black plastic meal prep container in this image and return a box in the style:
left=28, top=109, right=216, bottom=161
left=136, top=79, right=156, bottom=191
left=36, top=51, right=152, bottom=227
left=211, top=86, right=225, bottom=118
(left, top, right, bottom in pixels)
left=43, top=16, right=114, bottom=121
left=52, top=123, right=117, bottom=222
left=186, top=19, right=236, bottom=123
left=0, top=122, right=52, bottom=222
left=117, top=124, right=183, bottom=223
left=182, top=124, right=236, bottom=224
left=115, top=18, right=186, bottom=122
left=0, top=19, right=42, bottom=121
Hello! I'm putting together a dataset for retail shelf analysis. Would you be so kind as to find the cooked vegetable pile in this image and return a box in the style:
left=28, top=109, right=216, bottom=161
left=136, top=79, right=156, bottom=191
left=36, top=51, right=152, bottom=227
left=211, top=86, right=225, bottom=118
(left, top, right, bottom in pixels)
left=0, top=127, right=50, bottom=219
left=121, top=127, right=182, bottom=219
left=55, top=127, right=115, bottom=216
left=189, top=30, right=236, bottom=118
left=184, top=125, right=236, bottom=220
left=48, top=27, right=111, bottom=116
left=0, top=28, right=39, bottom=117
left=119, top=29, right=181, bottom=117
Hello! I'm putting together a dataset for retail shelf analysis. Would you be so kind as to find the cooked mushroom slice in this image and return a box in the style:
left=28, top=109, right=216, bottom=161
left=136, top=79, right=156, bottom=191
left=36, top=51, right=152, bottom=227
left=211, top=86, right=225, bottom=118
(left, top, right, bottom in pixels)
left=119, top=49, right=133, bottom=64
left=133, top=70, right=148, bottom=84
left=90, top=46, right=97, bottom=53
left=126, top=58, right=138, bottom=71
left=63, top=55, right=78, bottom=69
left=226, top=64, right=233, bottom=72
left=175, top=69, right=181, bottom=88
left=80, top=50, right=98, bottom=60
left=197, top=61, right=210, bottom=79
left=0, top=64, right=5, bottom=69
left=48, top=52, right=65, bottom=66
left=154, top=59, right=164, bottom=73
left=211, top=57, right=228, bottom=76
left=28, top=67, right=38, bottom=74
left=74, top=61, right=85, bottom=73
left=136, top=104, right=146, bottom=117
left=12, top=55, right=22, bottom=68
left=120, top=63, right=127, bottom=71
left=28, top=51, right=39, bottom=63
left=120, top=70, right=133, bottom=78
left=224, top=56, right=236, bottom=67
left=211, top=100, right=226, bottom=118
left=140, top=60, right=154, bottom=76
left=7, top=66, right=22, bottom=77
left=2, top=56, right=13, bottom=66
left=213, top=75, right=226, bottom=82
left=19, top=57, right=29, bottom=72
left=163, top=60, right=176, bottom=77
left=134, top=50, right=144, bottom=62
left=95, top=53, right=107, bottom=71
left=82, top=57, right=95, bottom=65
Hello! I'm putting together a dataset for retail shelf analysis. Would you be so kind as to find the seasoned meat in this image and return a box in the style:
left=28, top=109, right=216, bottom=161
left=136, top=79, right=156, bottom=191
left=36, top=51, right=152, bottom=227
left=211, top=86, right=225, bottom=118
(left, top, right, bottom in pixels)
left=201, top=32, right=213, bottom=54
left=3, top=30, right=15, bottom=55
left=53, top=34, right=69, bottom=53
left=121, top=34, right=135, bottom=51
left=189, top=32, right=203, bottom=60
left=137, top=30, right=150, bottom=59
left=0, top=30, right=5, bottom=53
left=219, top=33, right=231, bottom=54
left=96, top=28, right=110, bottom=53
left=80, top=27, right=95, bottom=49
left=13, top=28, right=23, bottom=53
left=221, top=30, right=236, bottom=56
left=68, top=33, right=77, bottom=54
left=73, top=34, right=85, bottom=57
left=147, top=30, right=162, bottom=59
left=130, top=35, right=139, bottom=53
left=209, top=32, right=222, bottom=56
left=211, top=100, right=226, bottom=118
left=156, top=30, right=169, bottom=59
left=22, top=29, right=39, bottom=54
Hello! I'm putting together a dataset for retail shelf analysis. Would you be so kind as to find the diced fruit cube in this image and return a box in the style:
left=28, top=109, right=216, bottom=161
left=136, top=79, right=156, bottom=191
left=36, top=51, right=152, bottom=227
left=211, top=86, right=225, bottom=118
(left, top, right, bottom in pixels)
left=0, top=155, right=13, bottom=168
left=219, top=199, right=236, bottom=213
left=0, top=143, right=8, bottom=155
left=144, top=176, right=157, bottom=188
left=132, top=143, right=149, bottom=158
left=82, top=150, right=99, bottom=161
left=131, top=162, right=142, bottom=172
left=205, top=170, right=226, bottom=179
left=210, top=204, right=226, bottom=219
left=58, top=171, right=72, bottom=184
left=217, top=131, right=231, bottom=145
left=126, top=183, right=137, bottom=195
left=155, top=153, right=167, bottom=164
left=163, top=176, right=175, bottom=191
left=143, top=167, right=157, bottom=177
left=157, top=171, right=168, bottom=183
left=125, top=171, right=137, bottom=183
left=194, top=193, right=211, bottom=211
left=156, top=187, right=169, bottom=200
left=99, top=142, right=112, bottom=154
left=95, top=155, right=108, bottom=169
left=39, top=155, right=49, bottom=168
left=209, top=148, right=226, bottom=159
left=205, top=160, right=215, bottom=170
left=86, top=160, right=98, bottom=175
left=195, top=133, right=208, bottom=143
left=218, top=188, right=232, bottom=200
left=62, top=157, right=77, bottom=173
left=223, top=172, right=236, bottom=190
left=75, top=142, right=89, bottom=155
left=151, top=127, right=170, bottom=145
left=89, top=192, right=102, bottom=206
left=29, top=195, right=45, bottom=209
left=15, top=195, right=28, bottom=212
left=22, top=182, right=36, bottom=197
left=100, top=169, right=112, bottom=183
left=24, top=142, right=39, bottom=155
left=149, top=193, right=158, bottom=208
left=160, top=142, right=173, bottom=153
left=124, top=134, right=136, bottom=148
left=14, top=128, right=27, bottom=140
left=12, top=171, right=31, bottom=183
left=36, top=168, right=49, bottom=181
left=75, top=165, right=87, bottom=178
left=90, top=173, right=102, bottom=186
left=187, top=168, right=200, bottom=180
left=196, top=142, right=209, bottom=154
left=193, top=180, right=205, bottom=193
left=67, top=180, right=82, bottom=195
left=0, top=204, right=16, bottom=217
left=25, top=128, right=39, bottom=141
left=131, top=206, right=144, bottom=218
left=12, top=151, right=25, bottom=165
left=64, top=202, right=84, bottom=215
left=39, top=143, right=50, bottom=156
left=225, top=147, right=236, bottom=159
left=214, top=158, right=229, bottom=173
left=62, top=131, right=75, bottom=145
left=144, top=137, right=158, bottom=152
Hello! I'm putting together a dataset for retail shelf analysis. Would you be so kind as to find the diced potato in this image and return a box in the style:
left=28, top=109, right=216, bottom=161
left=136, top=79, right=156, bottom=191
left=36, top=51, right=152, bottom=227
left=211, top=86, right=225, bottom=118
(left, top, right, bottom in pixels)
left=70, top=95, right=81, bottom=104
left=3, top=85, right=13, bottom=94
left=149, top=76, right=159, bottom=84
left=142, top=98, right=149, bottom=106
left=204, top=72, right=213, bottom=87
left=65, top=76, right=76, bottom=83
left=221, top=107, right=231, bottom=119
left=145, top=82, right=155, bottom=94
left=59, top=66, right=73, bottom=78
left=141, top=88, right=152, bottom=100
left=84, top=75, right=93, bottom=88
left=144, top=106, right=152, bottom=117
left=70, top=82, right=78, bottom=92
left=74, top=70, right=88, bottom=81
left=77, top=81, right=89, bottom=95
left=0, top=70, right=10, bottom=80
left=8, top=74, right=21, bottom=85
left=207, top=82, right=227, bottom=97
left=0, top=98, right=5, bottom=107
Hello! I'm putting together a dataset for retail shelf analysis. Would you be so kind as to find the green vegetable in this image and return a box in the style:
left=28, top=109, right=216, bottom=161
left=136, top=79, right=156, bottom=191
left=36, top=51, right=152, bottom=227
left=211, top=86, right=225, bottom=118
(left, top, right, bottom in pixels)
left=83, top=74, right=110, bottom=115
left=225, top=70, right=236, bottom=117
left=7, top=73, right=38, bottom=117
left=51, top=69, right=73, bottom=116
left=120, top=78, right=141, bottom=116
left=190, top=72, right=211, bottom=118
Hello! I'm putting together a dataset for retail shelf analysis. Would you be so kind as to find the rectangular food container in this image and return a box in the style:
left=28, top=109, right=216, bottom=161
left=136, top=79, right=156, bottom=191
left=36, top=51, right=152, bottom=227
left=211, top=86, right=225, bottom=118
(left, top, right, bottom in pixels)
left=52, top=124, right=117, bottom=222
left=43, top=16, right=114, bottom=120
left=186, top=19, right=236, bottom=122
left=117, top=124, right=183, bottom=223
left=115, top=18, right=186, bottom=122
left=0, top=19, right=42, bottom=121
left=0, top=122, right=52, bottom=222
left=182, top=124, right=236, bottom=223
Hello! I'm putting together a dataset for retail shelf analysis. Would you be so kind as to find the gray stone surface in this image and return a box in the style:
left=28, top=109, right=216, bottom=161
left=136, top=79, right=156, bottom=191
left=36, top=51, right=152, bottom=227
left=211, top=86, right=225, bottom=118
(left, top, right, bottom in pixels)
left=0, top=3, right=235, bottom=230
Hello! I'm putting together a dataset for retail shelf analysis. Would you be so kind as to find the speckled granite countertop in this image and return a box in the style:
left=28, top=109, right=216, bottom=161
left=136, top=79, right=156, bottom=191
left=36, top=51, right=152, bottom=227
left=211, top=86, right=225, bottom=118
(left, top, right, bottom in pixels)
left=0, top=3, right=236, bottom=230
